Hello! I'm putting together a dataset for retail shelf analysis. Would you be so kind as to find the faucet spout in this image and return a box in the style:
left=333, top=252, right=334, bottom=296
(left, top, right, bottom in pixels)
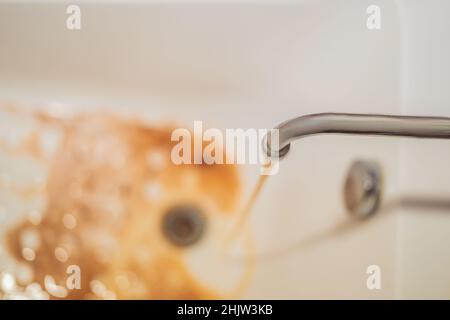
left=265, top=113, right=450, bottom=158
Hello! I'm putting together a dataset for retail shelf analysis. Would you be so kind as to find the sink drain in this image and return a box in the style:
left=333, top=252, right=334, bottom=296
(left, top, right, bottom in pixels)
left=161, top=205, right=206, bottom=247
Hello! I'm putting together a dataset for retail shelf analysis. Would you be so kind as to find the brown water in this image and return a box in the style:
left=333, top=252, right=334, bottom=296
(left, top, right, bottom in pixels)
left=226, top=175, right=269, bottom=243
left=0, top=106, right=254, bottom=299
left=217, top=173, right=269, bottom=298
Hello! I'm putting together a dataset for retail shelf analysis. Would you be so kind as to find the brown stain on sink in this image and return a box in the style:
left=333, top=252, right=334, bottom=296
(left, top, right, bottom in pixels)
left=2, top=109, right=246, bottom=299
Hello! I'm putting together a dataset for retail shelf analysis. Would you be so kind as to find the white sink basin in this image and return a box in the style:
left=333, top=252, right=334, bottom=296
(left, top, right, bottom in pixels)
left=0, top=0, right=449, bottom=299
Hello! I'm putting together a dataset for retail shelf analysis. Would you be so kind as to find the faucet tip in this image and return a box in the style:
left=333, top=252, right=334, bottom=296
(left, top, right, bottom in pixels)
left=262, top=134, right=291, bottom=159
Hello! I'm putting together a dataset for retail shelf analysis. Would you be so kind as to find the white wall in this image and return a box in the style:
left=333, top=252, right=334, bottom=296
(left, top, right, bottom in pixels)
left=396, top=0, right=450, bottom=299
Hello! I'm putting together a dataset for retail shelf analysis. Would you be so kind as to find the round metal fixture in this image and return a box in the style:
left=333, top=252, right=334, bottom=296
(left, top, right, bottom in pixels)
left=162, top=204, right=206, bottom=247
left=344, top=160, right=382, bottom=219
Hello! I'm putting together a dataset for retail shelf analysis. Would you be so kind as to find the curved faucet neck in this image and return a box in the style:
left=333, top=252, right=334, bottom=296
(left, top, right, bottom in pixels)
left=265, top=113, right=450, bottom=158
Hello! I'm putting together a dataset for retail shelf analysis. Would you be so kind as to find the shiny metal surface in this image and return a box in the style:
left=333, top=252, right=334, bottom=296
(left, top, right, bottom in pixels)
left=265, top=113, right=450, bottom=158
left=162, top=205, right=207, bottom=247
left=344, top=160, right=382, bottom=219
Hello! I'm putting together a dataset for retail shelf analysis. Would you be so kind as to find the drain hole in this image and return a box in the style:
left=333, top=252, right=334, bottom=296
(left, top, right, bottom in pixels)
left=161, top=205, right=206, bottom=247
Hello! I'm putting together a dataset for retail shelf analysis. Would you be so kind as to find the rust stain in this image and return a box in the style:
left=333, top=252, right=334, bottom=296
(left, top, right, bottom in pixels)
left=2, top=109, right=248, bottom=299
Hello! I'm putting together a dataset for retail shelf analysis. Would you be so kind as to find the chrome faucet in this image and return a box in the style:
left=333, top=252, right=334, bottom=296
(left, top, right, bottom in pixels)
left=264, top=113, right=450, bottom=159
left=264, top=113, right=450, bottom=218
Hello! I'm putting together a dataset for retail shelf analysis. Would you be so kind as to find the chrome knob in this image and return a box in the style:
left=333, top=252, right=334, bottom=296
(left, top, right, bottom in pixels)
left=344, top=160, right=382, bottom=219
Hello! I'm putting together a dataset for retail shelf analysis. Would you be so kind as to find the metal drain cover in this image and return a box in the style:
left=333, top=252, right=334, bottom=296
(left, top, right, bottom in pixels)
left=161, top=205, right=206, bottom=247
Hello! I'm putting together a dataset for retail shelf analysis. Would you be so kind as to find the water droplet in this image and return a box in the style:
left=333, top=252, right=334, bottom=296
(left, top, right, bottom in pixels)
left=0, top=273, right=16, bottom=293
left=62, top=213, right=77, bottom=229
left=54, top=247, right=69, bottom=263
left=22, top=248, right=36, bottom=261
left=44, top=275, right=68, bottom=298
left=90, top=279, right=115, bottom=299
left=26, top=282, right=49, bottom=300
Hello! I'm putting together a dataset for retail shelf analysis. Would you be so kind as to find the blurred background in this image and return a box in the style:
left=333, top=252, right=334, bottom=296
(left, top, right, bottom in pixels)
left=0, top=0, right=449, bottom=299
